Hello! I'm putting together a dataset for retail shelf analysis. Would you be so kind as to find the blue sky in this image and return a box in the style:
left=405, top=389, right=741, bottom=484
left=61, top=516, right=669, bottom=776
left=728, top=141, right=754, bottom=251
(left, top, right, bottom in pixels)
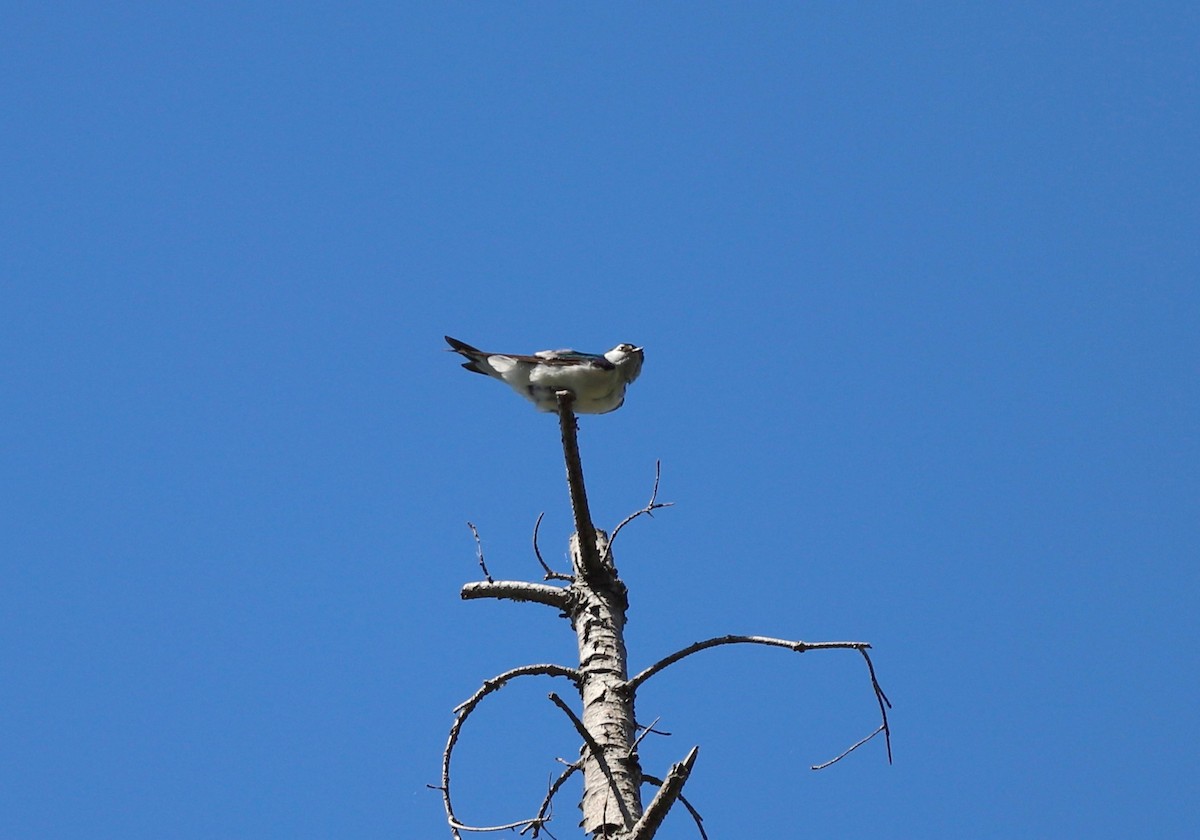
left=2, top=3, right=1196, bottom=838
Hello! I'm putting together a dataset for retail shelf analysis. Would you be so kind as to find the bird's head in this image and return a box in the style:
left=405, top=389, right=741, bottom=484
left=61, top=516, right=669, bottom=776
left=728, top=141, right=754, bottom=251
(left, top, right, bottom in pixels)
left=605, top=343, right=644, bottom=382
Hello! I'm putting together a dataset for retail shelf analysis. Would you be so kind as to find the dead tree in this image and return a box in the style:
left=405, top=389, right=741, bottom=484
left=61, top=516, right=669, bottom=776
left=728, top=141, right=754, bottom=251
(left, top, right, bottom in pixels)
left=437, top=391, right=890, bottom=839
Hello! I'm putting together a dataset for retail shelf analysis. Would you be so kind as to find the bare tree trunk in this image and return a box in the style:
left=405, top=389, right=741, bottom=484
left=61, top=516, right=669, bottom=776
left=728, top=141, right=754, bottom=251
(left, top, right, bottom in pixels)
left=568, top=529, right=643, bottom=835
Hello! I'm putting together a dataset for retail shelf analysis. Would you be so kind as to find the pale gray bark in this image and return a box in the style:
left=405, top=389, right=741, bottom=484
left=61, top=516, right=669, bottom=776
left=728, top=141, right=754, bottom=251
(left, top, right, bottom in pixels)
left=568, top=529, right=642, bottom=835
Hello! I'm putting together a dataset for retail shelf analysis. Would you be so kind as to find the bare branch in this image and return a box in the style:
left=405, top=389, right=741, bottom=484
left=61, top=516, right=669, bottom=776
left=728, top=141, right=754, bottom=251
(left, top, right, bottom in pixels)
left=628, top=635, right=892, bottom=769
left=547, top=692, right=634, bottom=830
left=451, top=664, right=580, bottom=716
left=461, top=580, right=572, bottom=611
left=466, top=521, right=492, bottom=583
left=532, top=511, right=572, bottom=582
left=629, top=746, right=699, bottom=840
left=627, top=634, right=872, bottom=691
left=641, top=775, right=708, bottom=840
left=555, top=391, right=603, bottom=579
left=441, top=665, right=581, bottom=837
left=603, top=460, right=674, bottom=566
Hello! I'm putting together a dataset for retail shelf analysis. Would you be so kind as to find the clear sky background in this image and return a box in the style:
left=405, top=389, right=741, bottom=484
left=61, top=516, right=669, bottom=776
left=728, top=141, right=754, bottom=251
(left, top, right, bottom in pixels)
left=2, top=4, right=1196, bottom=838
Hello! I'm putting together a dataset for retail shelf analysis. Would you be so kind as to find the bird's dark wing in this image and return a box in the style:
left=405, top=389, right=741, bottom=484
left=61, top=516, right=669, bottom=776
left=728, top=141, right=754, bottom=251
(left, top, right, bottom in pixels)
left=445, top=336, right=615, bottom=371
left=534, top=350, right=615, bottom=370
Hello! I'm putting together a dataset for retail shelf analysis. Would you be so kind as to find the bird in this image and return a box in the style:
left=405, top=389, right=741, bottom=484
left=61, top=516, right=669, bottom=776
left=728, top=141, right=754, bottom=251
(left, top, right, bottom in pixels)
left=445, top=336, right=644, bottom=414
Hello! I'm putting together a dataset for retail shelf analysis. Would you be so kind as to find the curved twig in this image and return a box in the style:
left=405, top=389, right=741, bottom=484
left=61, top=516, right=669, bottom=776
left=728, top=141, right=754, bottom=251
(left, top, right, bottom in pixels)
left=532, top=511, right=572, bottom=582
left=627, top=635, right=872, bottom=691
left=467, top=521, right=492, bottom=583
left=441, top=665, right=581, bottom=838
left=628, top=635, right=892, bottom=770
left=448, top=815, right=550, bottom=834
left=602, top=460, right=673, bottom=566
left=811, top=724, right=886, bottom=770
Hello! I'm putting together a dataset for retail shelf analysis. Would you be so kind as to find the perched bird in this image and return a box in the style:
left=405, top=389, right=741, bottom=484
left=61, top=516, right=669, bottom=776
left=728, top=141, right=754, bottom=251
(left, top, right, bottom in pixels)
left=445, top=336, right=644, bottom=414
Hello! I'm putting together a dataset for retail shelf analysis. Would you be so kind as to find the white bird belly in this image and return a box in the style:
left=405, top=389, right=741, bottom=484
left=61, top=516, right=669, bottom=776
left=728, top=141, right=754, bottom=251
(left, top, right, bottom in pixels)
left=526, top=364, right=623, bottom=413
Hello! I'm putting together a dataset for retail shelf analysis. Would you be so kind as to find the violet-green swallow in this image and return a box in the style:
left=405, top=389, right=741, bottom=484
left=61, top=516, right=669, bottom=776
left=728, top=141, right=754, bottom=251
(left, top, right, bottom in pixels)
left=445, top=336, right=644, bottom=414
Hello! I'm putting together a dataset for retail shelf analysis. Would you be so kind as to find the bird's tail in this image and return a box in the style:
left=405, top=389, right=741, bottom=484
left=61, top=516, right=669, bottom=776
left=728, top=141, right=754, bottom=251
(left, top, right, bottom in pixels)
left=444, top=336, right=491, bottom=376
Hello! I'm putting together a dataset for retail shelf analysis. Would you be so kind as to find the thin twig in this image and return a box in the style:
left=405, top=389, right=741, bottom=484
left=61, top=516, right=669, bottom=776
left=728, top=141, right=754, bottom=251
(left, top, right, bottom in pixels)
left=602, top=460, right=674, bottom=566
left=448, top=816, right=551, bottom=833
left=547, top=692, right=633, bottom=829
left=860, top=647, right=893, bottom=763
left=641, top=775, right=708, bottom=840
left=811, top=724, right=886, bottom=770
left=532, top=511, right=551, bottom=576
left=532, top=511, right=572, bottom=582
left=466, top=521, right=492, bottom=583
left=520, top=762, right=581, bottom=838
left=627, top=715, right=664, bottom=759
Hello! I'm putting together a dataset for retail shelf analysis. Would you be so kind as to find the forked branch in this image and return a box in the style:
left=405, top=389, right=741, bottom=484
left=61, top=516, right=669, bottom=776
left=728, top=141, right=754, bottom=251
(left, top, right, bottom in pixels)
left=602, top=460, right=674, bottom=566
left=807, top=647, right=892, bottom=769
